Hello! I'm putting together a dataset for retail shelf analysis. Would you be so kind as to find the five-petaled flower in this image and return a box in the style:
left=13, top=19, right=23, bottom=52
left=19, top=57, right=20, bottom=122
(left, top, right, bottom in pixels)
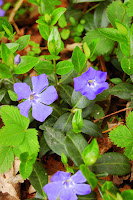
left=43, top=170, right=91, bottom=200
left=74, top=67, right=109, bottom=100
left=0, top=0, right=5, bottom=17
left=14, top=74, right=58, bottom=122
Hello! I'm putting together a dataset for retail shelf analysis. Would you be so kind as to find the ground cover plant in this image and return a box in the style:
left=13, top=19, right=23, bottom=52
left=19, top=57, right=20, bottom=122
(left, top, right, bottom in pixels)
left=0, top=0, right=133, bottom=199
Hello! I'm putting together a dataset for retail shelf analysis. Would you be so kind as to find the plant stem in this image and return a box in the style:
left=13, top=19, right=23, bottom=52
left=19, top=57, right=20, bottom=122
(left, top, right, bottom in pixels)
left=12, top=74, right=16, bottom=83
left=53, top=59, right=58, bottom=95
left=9, top=0, right=24, bottom=23
left=86, top=3, right=100, bottom=14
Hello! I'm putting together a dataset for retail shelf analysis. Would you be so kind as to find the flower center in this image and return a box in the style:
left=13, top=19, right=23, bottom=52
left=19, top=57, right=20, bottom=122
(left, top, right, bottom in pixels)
left=88, top=80, right=94, bottom=84
left=30, top=94, right=34, bottom=100
left=63, top=178, right=74, bottom=189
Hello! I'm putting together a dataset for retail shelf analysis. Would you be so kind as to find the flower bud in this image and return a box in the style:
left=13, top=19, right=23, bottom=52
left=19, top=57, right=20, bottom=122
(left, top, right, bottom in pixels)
left=14, top=54, right=21, bottom=65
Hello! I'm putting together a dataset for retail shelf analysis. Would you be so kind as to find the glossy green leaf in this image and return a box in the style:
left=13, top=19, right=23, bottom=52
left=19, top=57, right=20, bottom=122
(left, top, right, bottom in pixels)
left=43, top=126, right=68, bottom=156
left=0, top=63, right=12, bottom=78
left=39, top=24, right=50, bottom=41
left=121, top=190, right=133, bottom=200
left=0, top=17, right=13, bottom=38
left=72, top=46, right=86, bottom=73
left=56, top=60, right=74, bottom=75
left=15, top=35, right=30, bottom=50
left=0, top=147, right=14, bottom=173
left=19, top=160, right=33, bottom=180
left=29, top=161, right=48, bottom=197
left=6, top=43, right=19, bottom=53
left=59, top=84, right=73, bottom=106
left=39, top=136, right=50, bottom=158
left=72, top=109, right=83, bottom=131
left=61, top=29, right=70, bottom=40
left=91, top=104, right=104, bottom=120
left=14, top=56, right=39, bottom=74
left=34, top=60, right=54, bottom=75
left=121, top=57, right=133, bottom=75
left=1, top=42, right=14, bottom=66
left=8, top=90, right=17, bottom=101
left=82, top=120, right=102, bottom=137
left=93, top=152, right=131, bottom=176
left=64, top=131, right=88, bottom=166
left=51, top=7, right=66, bottom=26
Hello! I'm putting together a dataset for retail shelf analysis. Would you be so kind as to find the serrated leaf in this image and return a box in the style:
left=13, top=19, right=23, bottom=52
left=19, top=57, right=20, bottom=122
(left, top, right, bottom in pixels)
left=64, top=131, right=88, bottom=166
left=14, top=56, right=39, bottom=74
left=56, top=60, right=74, bottom=75
left=0, top=105, right=29, bottom=129
left=43, top=126, right=68, bottom=156
left=59, top=84, right=73, bottom=106
left=72, top=46, right=86, bottom=73
left=71, top=90, right=91, bottom=109
left=83, top=29, right=114, bottom=56
left=82, top=120, right=102, bottom=137
left=15, top=35, right=30, bottom=50
left=34, top=61, right=54, bottom=75
left=126, top=111, right=133, bottom=133
left=0, top=147, right=14, bottom=173
left=13, top=129, right=39, bottom=157
left=51, top=7, right=66, bottom=26
left=54, top=113, right=73, bottom=133
left=29, top=162, right=48, bottom=197
left=93, top=152, right=131, bottom=176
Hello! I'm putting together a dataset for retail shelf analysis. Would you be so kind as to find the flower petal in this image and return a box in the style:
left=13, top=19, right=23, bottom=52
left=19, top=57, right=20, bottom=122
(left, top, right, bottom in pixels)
left=73, top=183, right=91, bottom=195
left=39, top=86, right=58, bottom=105
left=0, top=0, right=3, bottom=7
left=80, top=85, right=96, bottom=100
left=43, top=182, right=63, bottom=200
left=93, top=82, right=109, bottom=95
left=60, top=188, right=77, bottom=200
left=0, top=8, right=5, bottom=17
left=32, top=101, right=52, bottom=122
left=18, top=100, right=31, bottom=118
left=95, top=70, right=107, bottom=83
left=51, top=171, right=71, bottom=182
left=81, top=67, right=96, bottom=81
left=14, top=83, right=31, bottom=101
left=71, top=170, right=86, bottom=183
left=73, top=76, right=88, bottom=92
left=31, top=74, right=49, bottom=94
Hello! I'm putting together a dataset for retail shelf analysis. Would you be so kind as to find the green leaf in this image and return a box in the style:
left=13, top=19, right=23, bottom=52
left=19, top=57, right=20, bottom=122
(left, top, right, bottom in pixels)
left=121, top=57, right=133, bottom=75
left=54, top=113, right=73, bottom=133
left=15, top=35, right=30, bottom=50
left=98, top=28, right=127, bottom=43
left=39, top=136, right=50, bottom=158
left=29, top=161, right=48, bottom=197
left=51, top=7, right=66, bottom=26
left=0, top=17, right=13, bottom=38
left=48, top=26, right=62, bottom=55
left=34, top=60, right=54, bottom=75
left=56, top=60, right=74, bottom=75
left=58, top=14, right=67, bottom=28
left=64, top=131, right=88, bottom=166
left=8, top=90, right=17, bottom=101
left=0, top=105, right=29, bottom=129
left=1, top=42, right=14, bottom=66
left=60, top=68, right=78, bottom=84
left=93, top=152, right=131, bottom=176
left=106, top=1, right=131, bottom=28
left=72, top=46, right=86, bottom=73
left=83, top=29, right=115, bottom=56
left=0, top=31, right=5, bottom=40
left=109, top=83, right=133, bottom=100
left=80, top=164, right=97, bottom=190
left=61, top=29, right=70, bottom=40
left=14, top=56, right=39, bottom=74
left=119, top=41, right=130, bottom=57
left=71, top=90, right=91, bottom=109
left=6, top=43, right=19, bottom=53
left=43, top=126, right=68, bottom=156
left=27, top=0, right=39, bottom=5
left=72, top=109, right=83, bottom=131
left=78, top=192, right=97, bottom=200
left=82, top=139, right=99, bottom=166
left=38, top=24, right=50, bottom=41
left=59, top=84, right=73, bottom=106
left=82, top=120, right=102, bottom=137
left=0, top=63, right=12, bottom=79
left=72, top=0, right=104, bottom=2
left=121, top=190, right=133, bottom=200
left=90, top=104, right=104, bottom=120
left=13, top=129, right=39, bottom=157
left=115, top=20, right=128, bottom=36
left=19, top=160, right=33, bottom=180
left=0, top=147, right=14, bottom=173
left=0, top=88, right=6, bottom=101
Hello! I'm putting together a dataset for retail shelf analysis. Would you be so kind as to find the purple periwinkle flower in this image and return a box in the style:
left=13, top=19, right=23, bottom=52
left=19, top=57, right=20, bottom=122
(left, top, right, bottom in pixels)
left=74, top=67, right=109, bottom=100
left=0, top=0, right=5, bottom=17
left=14, top=74, right=58, bottom=122
left=43, top=170, right=91, bottom=200
left=14, top=54, right=21, bottom=64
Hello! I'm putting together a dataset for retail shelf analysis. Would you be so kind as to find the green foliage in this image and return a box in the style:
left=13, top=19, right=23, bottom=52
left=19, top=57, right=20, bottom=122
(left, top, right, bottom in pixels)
left=56, top=60, right=74, bottom=75
left=0, top=17, right=13, bottom=38
left=51, top=7, right=66, bottom=26
left=0, top=63, right=12, bottom=78
left=72, top=109, right=83, bottom=132
left=1, top=42, right=14, bottom=66
left=15, top=35, right=30, bottom=50
left=0, top=147, right=14, bottom=173
left=109, top=111, right=133, bottom=160
left=34, top=61, right=54, bottom=75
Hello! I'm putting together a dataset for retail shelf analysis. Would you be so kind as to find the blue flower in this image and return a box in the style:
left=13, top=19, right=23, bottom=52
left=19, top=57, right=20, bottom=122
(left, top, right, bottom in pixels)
left=14, top=74, right=58, bottom=122
left=43, top=170, right=91, bottom=200
left=74, top=67, right=109, bottom=100
left=14, top=54, right=21, bottom=65
left=0, top=0, right=5, bottom=17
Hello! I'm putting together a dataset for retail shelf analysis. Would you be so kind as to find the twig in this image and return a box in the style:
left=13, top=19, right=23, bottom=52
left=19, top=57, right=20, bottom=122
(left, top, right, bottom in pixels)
left=9, top=0, right=24, bottom=23
left=93, top=107, right=132, bottom=123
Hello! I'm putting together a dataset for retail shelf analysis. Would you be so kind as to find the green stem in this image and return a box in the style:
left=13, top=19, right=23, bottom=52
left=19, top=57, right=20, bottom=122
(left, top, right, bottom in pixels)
left=86, top=3, right=100, bottom=14
left=53, top=59, right=58, bottom=94
left=79, top=58, right=88, bottom=75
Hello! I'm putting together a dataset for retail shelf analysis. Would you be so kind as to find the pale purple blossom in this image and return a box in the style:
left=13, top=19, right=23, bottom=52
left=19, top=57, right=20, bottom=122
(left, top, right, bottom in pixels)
left=0, top=0, right=5, bottom=17
left=14, top=54, right=21, bottom=64
left=43, top=170, right=91, bottom=200
left=74, top=67, right=109, bottom=100
left=14, top=74, right=58, bottom=122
